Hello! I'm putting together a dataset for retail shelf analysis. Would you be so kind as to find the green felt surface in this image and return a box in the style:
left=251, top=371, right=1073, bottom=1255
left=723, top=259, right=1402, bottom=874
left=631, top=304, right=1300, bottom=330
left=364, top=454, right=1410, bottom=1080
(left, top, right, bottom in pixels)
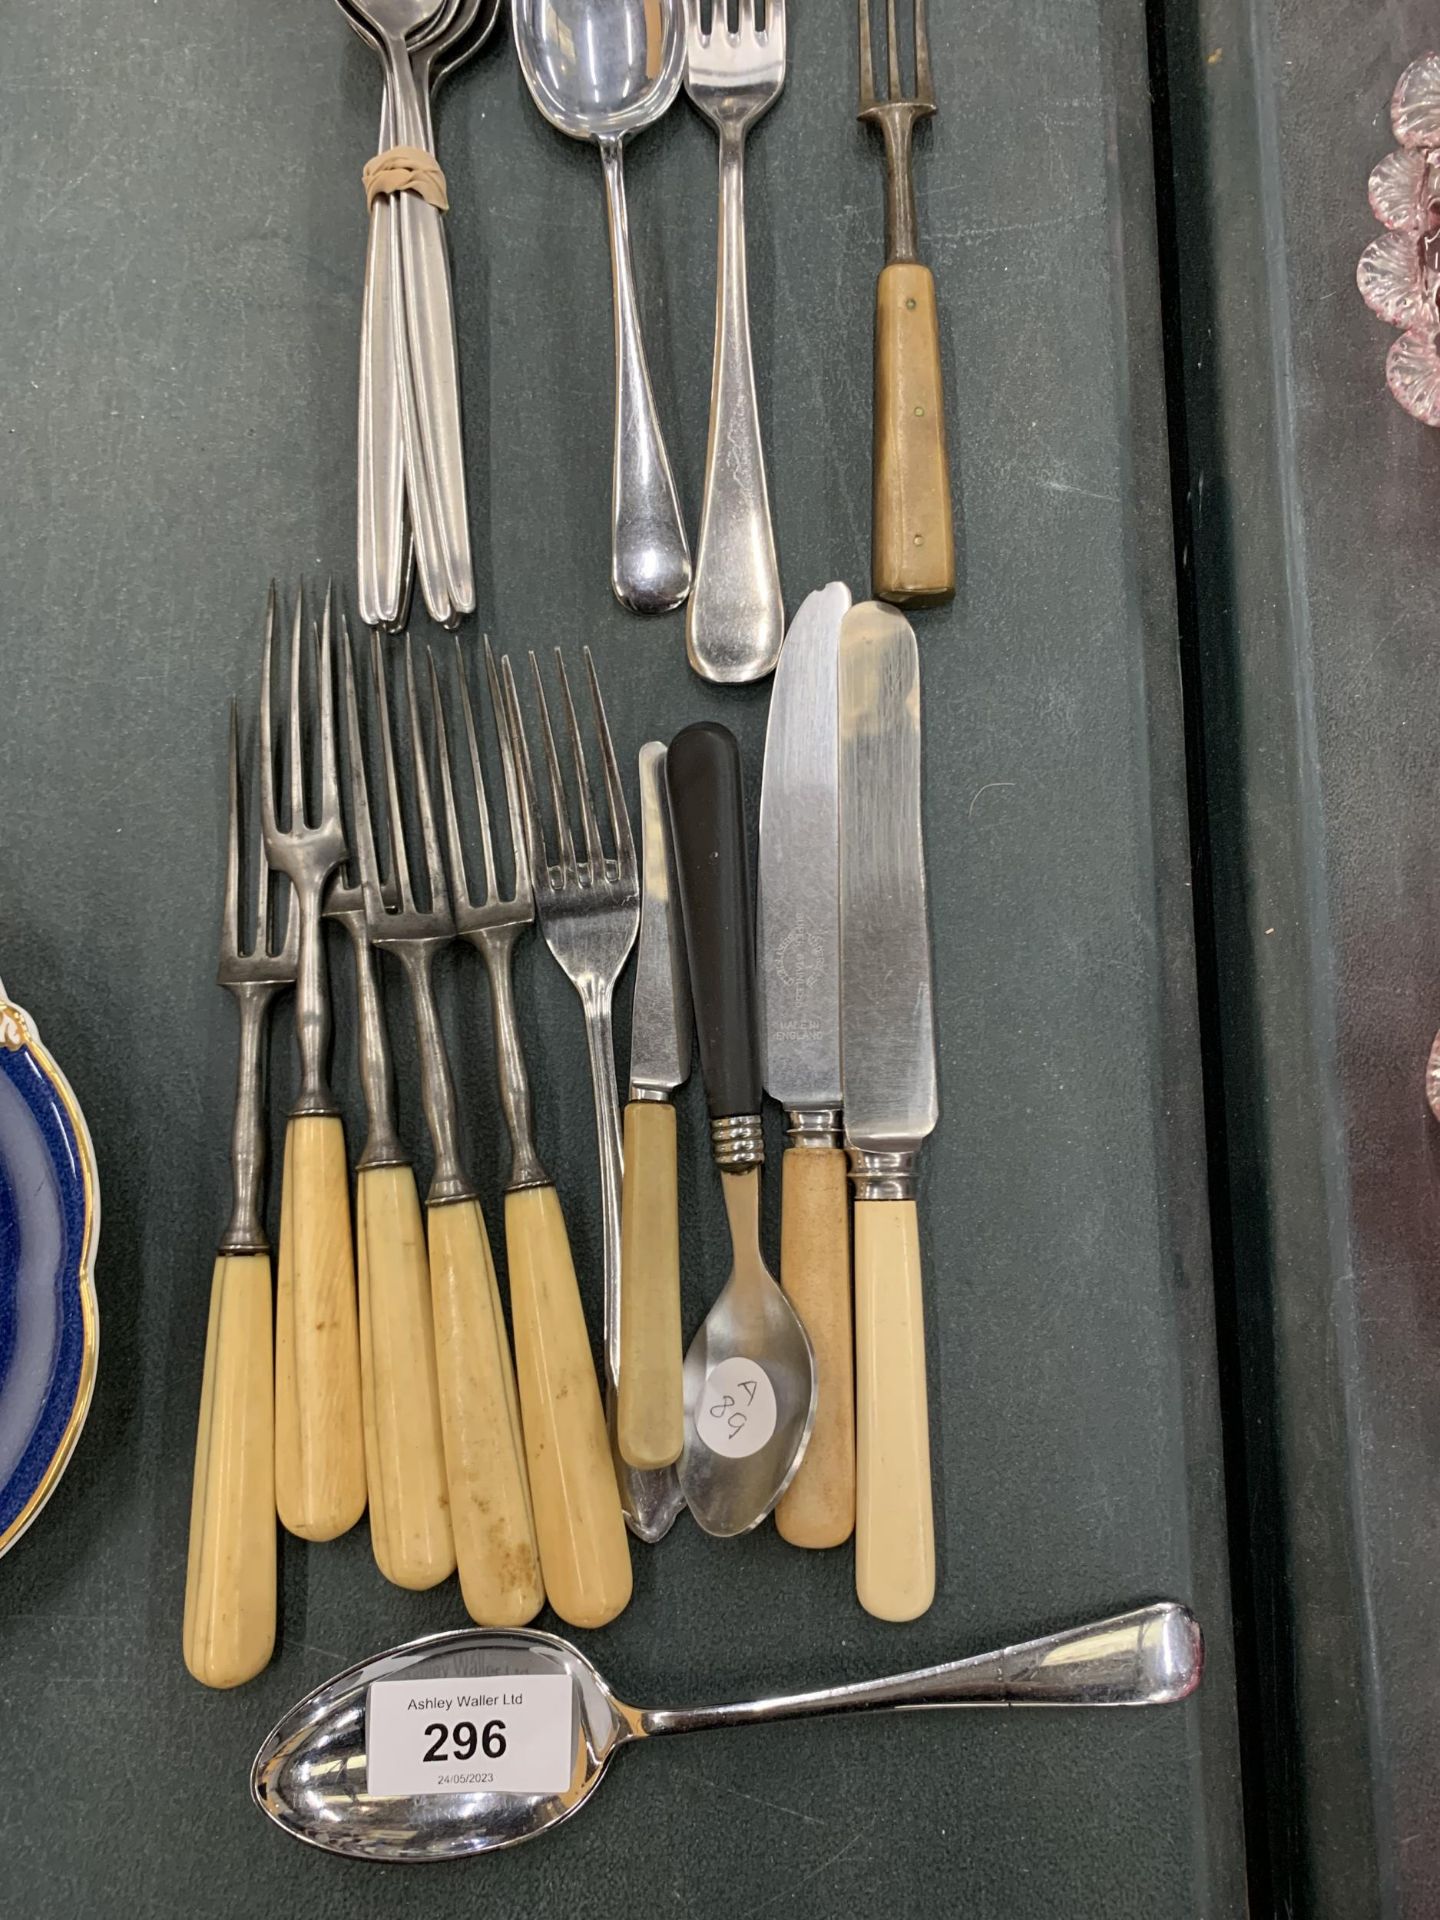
left=0, top=1, right=1242, bottom=1911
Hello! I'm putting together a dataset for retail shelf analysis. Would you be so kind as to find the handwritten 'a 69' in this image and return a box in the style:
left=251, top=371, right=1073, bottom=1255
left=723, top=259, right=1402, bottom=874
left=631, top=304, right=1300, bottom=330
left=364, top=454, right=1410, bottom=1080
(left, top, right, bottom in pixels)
left=709, top=1376, right=759, bottom=1444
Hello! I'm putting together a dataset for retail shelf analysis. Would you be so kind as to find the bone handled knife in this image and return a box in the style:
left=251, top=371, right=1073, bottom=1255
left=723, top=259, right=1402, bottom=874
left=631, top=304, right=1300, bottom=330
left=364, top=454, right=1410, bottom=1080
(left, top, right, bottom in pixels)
left=839, top=598, right=939, bottom=1621
left=618, top=742, right=694, bottom=1470
left=757, top=582, right=856, bottom=1549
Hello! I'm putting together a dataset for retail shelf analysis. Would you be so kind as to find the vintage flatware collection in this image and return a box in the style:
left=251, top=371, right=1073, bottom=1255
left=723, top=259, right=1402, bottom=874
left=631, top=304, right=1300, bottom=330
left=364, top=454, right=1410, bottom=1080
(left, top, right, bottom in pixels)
left=330, top=0, right=957, bottom=666
left=174, top=0, right=1206, bottom=1861
left=185, top=577, right=955, bottom=1685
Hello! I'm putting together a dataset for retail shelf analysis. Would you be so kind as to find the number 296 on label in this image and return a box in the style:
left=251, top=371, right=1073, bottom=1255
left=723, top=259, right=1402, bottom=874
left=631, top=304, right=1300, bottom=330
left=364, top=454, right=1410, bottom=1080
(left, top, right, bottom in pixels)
left=366, top=1674, right=574, bottom=1798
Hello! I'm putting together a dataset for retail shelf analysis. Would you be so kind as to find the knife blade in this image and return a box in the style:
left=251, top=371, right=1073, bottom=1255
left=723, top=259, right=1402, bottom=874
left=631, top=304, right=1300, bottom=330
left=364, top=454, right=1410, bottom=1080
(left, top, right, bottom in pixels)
left=758, top=581, right=850, bottom=1114
left=629, top=743, right=693, bottom=1099
left=757, top=582, right=856, bottom=1550
left=617, top=743, right=691, bottom=1471
left=838, top=598, right=937, bottom=1622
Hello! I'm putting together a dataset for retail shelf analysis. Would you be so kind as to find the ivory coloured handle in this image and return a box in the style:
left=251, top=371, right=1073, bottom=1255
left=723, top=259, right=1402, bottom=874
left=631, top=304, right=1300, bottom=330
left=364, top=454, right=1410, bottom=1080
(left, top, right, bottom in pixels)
left=775, top=1146, right=855, bottom=1549
left=183, top=1252, right=276, bottom=1689
left=618, top=1100, right=684, bottom=1471
left=506, top=1183, right=632, bottom=1628
left=275, top=1114, right=366, bottom=1541
left=854, top=1198, right=935, bottom=1620
left=357, top=1164, right=455, bottom=1591
left=273, top=1125, right=299, bottom=1529
left=872, top=261, right=955, bottom=608
left=426, top=1196, right=545, bottom=1626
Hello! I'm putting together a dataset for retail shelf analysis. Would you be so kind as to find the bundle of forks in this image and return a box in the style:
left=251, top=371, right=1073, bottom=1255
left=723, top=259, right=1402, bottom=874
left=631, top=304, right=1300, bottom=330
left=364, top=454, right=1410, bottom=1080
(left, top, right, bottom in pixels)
left=183, top=585, right=654, bottom=1690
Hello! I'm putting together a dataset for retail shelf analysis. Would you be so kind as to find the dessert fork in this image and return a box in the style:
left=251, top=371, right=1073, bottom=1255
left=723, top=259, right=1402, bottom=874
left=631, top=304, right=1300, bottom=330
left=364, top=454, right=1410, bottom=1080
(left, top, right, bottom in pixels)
left=259, top=585, right=366, bottom=1543
left=184, top=704, right=296, bottom=1691
left=343, top=629, right=543, bottom=1627
left=683, top=0, right=786, bottom=683
left=429, top=642, right=631, bottom=1627
left=505, top=649, right=685, bottom=1542
left=859, top=0, right=955, bottom=606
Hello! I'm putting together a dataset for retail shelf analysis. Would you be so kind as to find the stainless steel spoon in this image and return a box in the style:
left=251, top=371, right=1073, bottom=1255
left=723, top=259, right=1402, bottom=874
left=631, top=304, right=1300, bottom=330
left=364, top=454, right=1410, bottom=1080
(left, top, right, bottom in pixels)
left=512, top=0, right=692, bottom=615
left=251, top=1601, right=1205, bottom=1861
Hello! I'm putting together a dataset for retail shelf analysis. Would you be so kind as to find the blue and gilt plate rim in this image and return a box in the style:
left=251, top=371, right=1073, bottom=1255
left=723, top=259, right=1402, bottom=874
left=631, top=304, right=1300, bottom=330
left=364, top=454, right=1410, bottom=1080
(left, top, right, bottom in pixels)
left=0, top=993, right=100, bottom=1561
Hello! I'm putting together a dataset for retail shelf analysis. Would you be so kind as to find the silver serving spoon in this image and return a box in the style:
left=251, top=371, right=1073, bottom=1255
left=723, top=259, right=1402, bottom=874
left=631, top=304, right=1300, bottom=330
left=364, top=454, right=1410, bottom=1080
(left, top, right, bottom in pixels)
left=252, top=1602, right=1204, bottom=1862
left=512, top=0, right=693, bottom=615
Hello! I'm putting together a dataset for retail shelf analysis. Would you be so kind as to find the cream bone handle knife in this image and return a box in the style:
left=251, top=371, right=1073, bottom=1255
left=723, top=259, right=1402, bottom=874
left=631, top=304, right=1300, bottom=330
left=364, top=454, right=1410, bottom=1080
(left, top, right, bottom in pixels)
left=839, top=598, right=939, bottom=1621
left=757, top=582, right=856, bottom=1550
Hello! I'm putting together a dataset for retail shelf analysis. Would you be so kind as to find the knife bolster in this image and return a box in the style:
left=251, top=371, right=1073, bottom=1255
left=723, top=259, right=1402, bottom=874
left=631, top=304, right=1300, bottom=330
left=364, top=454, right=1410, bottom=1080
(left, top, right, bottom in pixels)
left=711, top=1112, right=764, bottom=1171
left=848, top=1146, right=919, bottom=1203
left=628, top=1083, right=671, bottom=1105
left=786, top=1106, right=842, bottom=1151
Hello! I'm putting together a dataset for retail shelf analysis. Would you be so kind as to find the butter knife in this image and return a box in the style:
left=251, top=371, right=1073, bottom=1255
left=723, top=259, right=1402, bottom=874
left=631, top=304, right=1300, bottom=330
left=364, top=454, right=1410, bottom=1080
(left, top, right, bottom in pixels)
left=839, top=599, right=939, bottom=1621
left=757, top=582, right=856, bottom=1549
left=617, top=743, right=693, bottom=1470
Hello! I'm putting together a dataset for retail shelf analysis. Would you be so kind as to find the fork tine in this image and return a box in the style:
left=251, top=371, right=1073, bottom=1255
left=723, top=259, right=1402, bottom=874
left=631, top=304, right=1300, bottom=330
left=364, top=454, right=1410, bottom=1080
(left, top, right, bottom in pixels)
left=341, top=618, right=386, bottom=907
left=499, top=653, right=549, bottom=889
left=554, top=650, right=605, bottom=876
left=913, top=0, right=933, bottom=104
left=428, top=647, right=473, bottom=912
left=223, top=699, right=243, bottom=958
left=683, top=0, right=705, bottom=48
left=529, top=652, right=579, bottom=881
left=317, top=583, right=341, bottom=830
left=456, top=638, right=500, bottom=902
left=884, top=0, right=902, bottom=99
left=764, top=0, right=784, bottom=49
left=857, top=0, right=876, bottom=107
left=584, top=648, right=636, bottom=877
left=288, top=592, right=306, bottom=828
left=259, top=583, right=279, bottom=843
left=404, top=637, right=449, bottom=916
left=484, top=640, right=530, bottom=903
left=371, top=632, right=415, bottom=911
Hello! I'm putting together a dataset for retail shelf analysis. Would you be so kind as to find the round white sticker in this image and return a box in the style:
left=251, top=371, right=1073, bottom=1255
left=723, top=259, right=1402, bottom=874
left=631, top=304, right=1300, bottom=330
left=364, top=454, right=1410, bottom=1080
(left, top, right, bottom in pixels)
left=696, top=1358, right=777, bottom=1459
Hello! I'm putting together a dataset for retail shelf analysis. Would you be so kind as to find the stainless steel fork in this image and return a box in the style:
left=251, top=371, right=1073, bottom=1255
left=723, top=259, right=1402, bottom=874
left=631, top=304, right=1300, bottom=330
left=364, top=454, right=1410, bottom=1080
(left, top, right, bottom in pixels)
left=259, top=584, right=366, bottom=1544
left=429, top=640, right=632, bottom=1627
left=342, top=629, right=543, bottom=1627
left=683, top=0, right=786, bottom=684
left=504, top=647, right=685, bottom=1542
left=184, top=702, right=296, bottom=1691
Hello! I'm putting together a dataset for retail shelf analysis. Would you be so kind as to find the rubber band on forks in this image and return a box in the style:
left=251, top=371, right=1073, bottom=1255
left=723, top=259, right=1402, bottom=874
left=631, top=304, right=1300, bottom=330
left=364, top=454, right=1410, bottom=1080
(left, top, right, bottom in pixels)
left=362, top=146, right=449, bottom=212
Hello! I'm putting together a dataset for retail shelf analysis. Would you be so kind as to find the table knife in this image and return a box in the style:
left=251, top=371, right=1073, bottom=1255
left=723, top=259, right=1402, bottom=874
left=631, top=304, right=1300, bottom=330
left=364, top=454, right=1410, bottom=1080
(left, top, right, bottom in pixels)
left=839, top=599, right=939, bottom=1621
left=757, top=582, right=856, bottom=1549
left=618, top=742, right=694, bottom=1470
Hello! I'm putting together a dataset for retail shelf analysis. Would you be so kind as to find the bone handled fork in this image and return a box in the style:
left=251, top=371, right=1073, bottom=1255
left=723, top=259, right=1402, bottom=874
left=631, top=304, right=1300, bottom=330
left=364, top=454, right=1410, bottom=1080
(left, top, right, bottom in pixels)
left=430, top=640, right=632, bottom=1629
left=506, top=648, right=685, bottom=1543
left=683, top=0, right=786, bottom=684
left=260, top=586, right=367, bottom=1542
left=343, top=629, right=544, bottom=1627
left=325, top=781, right=453, bottom=1593
left=184, top=705, right=296, bottom=1691
left=859, top=0, right=954, bottom=607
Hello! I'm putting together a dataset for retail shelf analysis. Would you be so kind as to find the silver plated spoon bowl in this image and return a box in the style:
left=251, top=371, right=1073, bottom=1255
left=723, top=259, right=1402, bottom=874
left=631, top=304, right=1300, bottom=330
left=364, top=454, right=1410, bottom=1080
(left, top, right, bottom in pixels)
left=252, top=1603, right=1205, bottom=1862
